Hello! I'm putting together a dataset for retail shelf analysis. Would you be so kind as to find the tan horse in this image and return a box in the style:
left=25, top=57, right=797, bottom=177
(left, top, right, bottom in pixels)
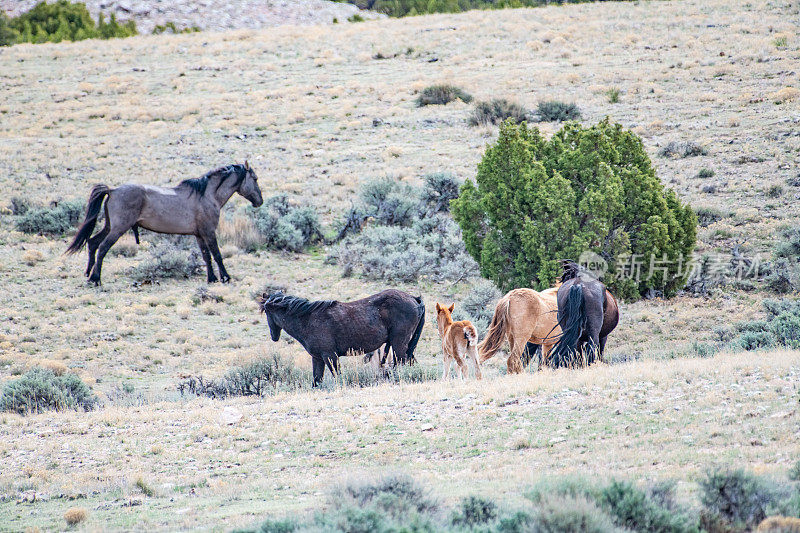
left=478, top=285, right=561, bottom=374
left=435, top=303, right=482, bottom=380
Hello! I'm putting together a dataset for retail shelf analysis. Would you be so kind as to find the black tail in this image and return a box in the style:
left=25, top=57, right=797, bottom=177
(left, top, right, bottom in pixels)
left=65, top=184, right=110, bottom=255
left=550, top=284, right=586, bottom=368
left=405, top=297, right=426, bottom=363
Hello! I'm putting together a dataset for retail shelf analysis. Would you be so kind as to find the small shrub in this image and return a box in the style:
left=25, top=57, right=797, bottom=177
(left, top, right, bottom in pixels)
left=108, top=235, right=138, bottom=257
left=64, top=506, right=88, bottom=526
left=338, top=475, right=437, bottom=517
left=659, top=141, right=708, bottom=158
left=10, top=196, right=31, bottom=215
left=767, top=185, right=784, bottom=198
left=451, top=495, right=498, bottom=527
left=695, top=206, right=725, bottom=228
left=421, top=172, right=461, bottom=214
left=135, top=476, right=155, bottom=497
left=758, top=516, right=800, bottom=533
left=769, top=312, right=800, bottom=348
left=774, top=227, right=800, bottom=259
left=731, top=331, right=775, bottom=351
left=469, top=99, right=528, bottom=126
left=532, top=495, right=623, bottom=533
left=416, top=84, right=472, bottom=106
left=151, top=21, right=199, bottom=34
left=246, top=195, right=323, bottom=252
left=536, top=101, right=581, bottom=122
left=606, top=88, right=621, bottom=103
left=696, top=168, right=715, bottom=179
left=129, top=243, right=203, bottom=283
left=15, top=199, right=84, bottom=235
left=359, top=178, right=419, bottom=226
left=0, top=368, right=97, bottom=415
left=347, top=13, right=365, bottom=22
left=699, top=468, right=778, bottom=531
left=598, top=480, right=698, bottom=533
left=692, top=342, right=718, bottom=358
left=764, top=259, right=795, bottom=294
left=788, top=461, right=800, bottom=482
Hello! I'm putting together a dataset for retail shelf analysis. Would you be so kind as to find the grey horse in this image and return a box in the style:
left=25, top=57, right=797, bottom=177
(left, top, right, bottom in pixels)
left=66, top=162, right=263, bottom=285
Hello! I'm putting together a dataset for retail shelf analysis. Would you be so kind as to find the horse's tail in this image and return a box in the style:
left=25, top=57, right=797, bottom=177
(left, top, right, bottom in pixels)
left=463, top=323, right=478, bottom=347
left=550, top=284, right=586, bottom=368
left=478, top=295, right=510, bottom=362
left=405, top=297, right=426, bottom=363
left=65, top=184, right=110, bottom=255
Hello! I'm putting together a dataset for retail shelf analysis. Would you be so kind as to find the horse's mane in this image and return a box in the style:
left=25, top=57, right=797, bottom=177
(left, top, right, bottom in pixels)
left=259, top=292, right=336, bottom=317
left=179, top=164, right=246, bottom=197
left=559, top=260, right=581, bottom=282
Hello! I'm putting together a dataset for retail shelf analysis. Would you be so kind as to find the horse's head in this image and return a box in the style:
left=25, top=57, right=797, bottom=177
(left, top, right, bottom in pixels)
left=434, top=302, right=455, bottom=336
left=259, top=292, right=283, bottom=341
left=238, top=161, right=263, bottom=207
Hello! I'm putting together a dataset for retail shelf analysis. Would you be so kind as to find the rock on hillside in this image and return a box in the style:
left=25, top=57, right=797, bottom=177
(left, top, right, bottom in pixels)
left=0, top=0, right=382, bottom=33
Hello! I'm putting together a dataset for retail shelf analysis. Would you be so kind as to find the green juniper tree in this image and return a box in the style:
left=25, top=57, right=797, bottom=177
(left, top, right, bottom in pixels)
left=452, top=119, right=697, bottom=300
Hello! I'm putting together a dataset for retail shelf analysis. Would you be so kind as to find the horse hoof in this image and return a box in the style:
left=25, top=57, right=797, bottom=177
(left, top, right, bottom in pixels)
left=221, top=277, right=231, bottom=284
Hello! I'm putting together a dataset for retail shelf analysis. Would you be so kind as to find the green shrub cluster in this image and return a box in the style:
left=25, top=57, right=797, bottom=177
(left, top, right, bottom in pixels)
left=730, top=298, right=800, bottom=351
left=239, top=467, right=800, bottom=533
left=0, top=368, right=98, bottom=415
left=536, top=100, right=581, bottom=122
left=328, top=174, right=479, bottom=283
left=15, top=199, right=84, bottom=235
left=416, top=84, right=473, bottom=107
left=151, top=22, right=199, bottom=34
left=469, top=98, right=529, bottom=126
left=128, top=243, right=203, bottom=284
left=452, top=119, right=697, bottom=299
left=246, top=194, right=323, bottom=253
left=1, top=1, right=136, bottom=46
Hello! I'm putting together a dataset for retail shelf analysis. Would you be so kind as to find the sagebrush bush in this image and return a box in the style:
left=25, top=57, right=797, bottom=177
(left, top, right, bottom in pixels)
left=416, top=84, right=473, bottom=106
left=699, top=468, right=780, bottom=531
left=659, top=141, right=708, bottom=158
left=469, top=98, right=529, bottom=126
left=421, top=172, right=461, bottom=214
left=329, top=178, right=478, bottom=283
left=453, top=119, right=697, bottom=298
left=0, top=368, right=97, bottom=415
left=696, top=168, right=715, bottom=179
left=10, top=196, right=31, bottom=215
left=695, top=206, right=725, bottom=228
left=2, top=0, right=137, bottom=46
left=451, top=495, right=498, bottom=527
left=774, top=227, right=800, bottom=260
left=537, top=101, right=582, bottom=122
left=533, top=495, right=624, bottom=533
left=64, top=506, right=88, bottom=526
left=598, top=480, right=699, bottom=533
left=15, top=199, right=84, bottom=235
left=247, top=194, right=323, bottom=252
left=730, top=299, right=800, bottom=350
left=129, top=243, right=203, bottom=283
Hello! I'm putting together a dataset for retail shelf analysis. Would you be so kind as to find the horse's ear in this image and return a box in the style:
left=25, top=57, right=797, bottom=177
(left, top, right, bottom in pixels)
left=244, top=160, right=250, bottom=170
left=448, top=303, right=454, bottom=313
left=435, top=303, right=442, bottom=312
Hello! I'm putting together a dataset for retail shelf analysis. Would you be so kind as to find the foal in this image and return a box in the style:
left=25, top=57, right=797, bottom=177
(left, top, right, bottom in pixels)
left=435, top=303, right=481, bottom=380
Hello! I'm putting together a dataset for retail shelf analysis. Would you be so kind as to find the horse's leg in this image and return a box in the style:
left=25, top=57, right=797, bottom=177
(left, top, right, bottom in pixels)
left=540, top=343, right=553, bottom=370
left=312, top=356, right=325, bottom=387
left=205, top=234, right=230, bottom=283
left=598, top=336, right=608, bottom=363
left=507, top=335, right=526, bottom=375
left=85, top=217, right=109, bottom=277
left=88, top=226, right=128, bottom=285
left=442, top=352, right=451, bottom=380
left=469, top=345, right=482, bottom=380
left=195, top=235, right=217, bottom=283
left=456, top=351, right=468, bottom=380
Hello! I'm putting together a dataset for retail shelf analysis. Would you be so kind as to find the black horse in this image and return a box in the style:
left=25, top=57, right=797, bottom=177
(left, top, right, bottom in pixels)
left=550, top=260, right=619, bottom=368
left=259, top=289, right=426, bottom=386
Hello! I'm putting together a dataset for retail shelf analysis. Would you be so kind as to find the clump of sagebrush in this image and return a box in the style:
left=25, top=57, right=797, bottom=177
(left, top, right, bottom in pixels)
left=451, top=496, right=498, bottom=527
left=178, top=354, right=308, bottom=398
left=696, top=168, right=715, bottom=179
left=128, top=243, right=203, bottom=284
left=469, top=98, right=529, bottom=126
left=659, top=141, right=708, bottom=158
left=453, top=119, right=697, bottom=299
left=0, top=368, right=98, bottom=415
left=246, top=194, right=323, bottom=252
left=15, top=199, right=84, bottom=235
left=694, top=206, right=725, bottom=228
left=329, top=174, right=479, bottom=283
left=416, top=84, right=473, bottom=106
left=729, top=298, right=800, bottom=351
left=1, top=0, right=136, bottom=46
left=597, top=480, right=699, bottom=533
left=699, top=468, right=791, bottom=532
left=151, top=21, right=199, bottom=34
left=536, top=101, right=582, bottom=122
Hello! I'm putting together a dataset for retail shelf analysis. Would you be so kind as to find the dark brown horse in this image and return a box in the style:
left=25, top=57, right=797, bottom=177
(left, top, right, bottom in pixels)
left=66, top=163, right=263, bottom=285
left=259, top=290, right=426, bottom=387
left=549, top=260, right=619, bottom=368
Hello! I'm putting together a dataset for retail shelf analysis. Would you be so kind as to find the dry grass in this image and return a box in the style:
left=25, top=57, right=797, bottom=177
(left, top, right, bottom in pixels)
left=1, top=0, right=799, bottom=530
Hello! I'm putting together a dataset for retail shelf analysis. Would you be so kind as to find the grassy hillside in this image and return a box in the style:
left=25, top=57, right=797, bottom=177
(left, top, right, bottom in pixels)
left=0, top=0, right=799, bottom=530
